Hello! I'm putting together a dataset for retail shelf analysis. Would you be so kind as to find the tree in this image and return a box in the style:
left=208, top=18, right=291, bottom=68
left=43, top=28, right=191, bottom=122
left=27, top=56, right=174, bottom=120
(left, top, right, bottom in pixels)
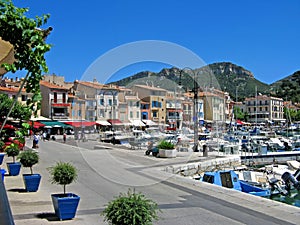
left=0, top=94, right=31, bottom=121
left=233, top=106, right=246, bottom=120
left=0, top=0, right=51, bottom=117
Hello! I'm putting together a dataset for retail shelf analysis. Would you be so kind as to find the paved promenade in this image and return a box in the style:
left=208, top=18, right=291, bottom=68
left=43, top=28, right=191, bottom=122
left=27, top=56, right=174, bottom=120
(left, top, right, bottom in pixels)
left=1, top=136, right=300, bottom=224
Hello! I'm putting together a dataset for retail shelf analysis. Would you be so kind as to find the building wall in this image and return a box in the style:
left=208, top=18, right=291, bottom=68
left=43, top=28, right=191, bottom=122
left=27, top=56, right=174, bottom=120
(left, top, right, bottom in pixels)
left=245, top=95, right=285, bottom=123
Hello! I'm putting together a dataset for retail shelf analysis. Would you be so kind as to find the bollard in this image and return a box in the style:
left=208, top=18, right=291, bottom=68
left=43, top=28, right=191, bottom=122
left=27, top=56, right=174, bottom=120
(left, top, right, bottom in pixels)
left=203, top=145, right=208, bottom=157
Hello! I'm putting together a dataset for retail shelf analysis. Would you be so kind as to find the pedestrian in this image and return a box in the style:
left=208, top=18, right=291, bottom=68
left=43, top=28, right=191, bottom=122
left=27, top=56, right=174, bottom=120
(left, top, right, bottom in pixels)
left=32, top=132, right=39, bottom=148
left=42, top=132, right=47, bottom=141
left=63, top=132, right=67, bottom=143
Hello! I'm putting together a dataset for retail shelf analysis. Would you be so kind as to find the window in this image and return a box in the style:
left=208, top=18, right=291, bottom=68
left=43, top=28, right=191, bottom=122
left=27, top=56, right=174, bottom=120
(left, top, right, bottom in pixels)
left=152, top=101, right=161, bottom=108
left=99, top=109, right=105, bottom=117
left=153, top=111, right=158, bottom=117
left=130, top=111, right=133, bottom=118
left=99, top=99, right=104, bottom=106
left=54, top=92, right=57, bottom=103
left=63, top=93, right=66, bottom=103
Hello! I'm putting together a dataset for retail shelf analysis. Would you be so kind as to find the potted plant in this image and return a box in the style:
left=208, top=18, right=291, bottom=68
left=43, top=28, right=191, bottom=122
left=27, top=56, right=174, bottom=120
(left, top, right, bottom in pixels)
left=5, top=142, right=21, bottom=176
left=101, top=189, right=160, bottom=225
left=157, top=140, right=177, bottom=158
left=18, top=150, right=41, bottom=192
left=0, top=140, right=5, bottom=164
left=48, top=162, right=80, bottom=220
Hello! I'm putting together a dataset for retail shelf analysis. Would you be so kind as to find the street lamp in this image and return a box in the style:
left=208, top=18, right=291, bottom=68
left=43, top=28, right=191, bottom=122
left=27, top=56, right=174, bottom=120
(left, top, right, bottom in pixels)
left=180, top=67, right=199, bottom=152
left=51, top=99, right=54, bottom=120
left=101, top=89, right=116, bottom=145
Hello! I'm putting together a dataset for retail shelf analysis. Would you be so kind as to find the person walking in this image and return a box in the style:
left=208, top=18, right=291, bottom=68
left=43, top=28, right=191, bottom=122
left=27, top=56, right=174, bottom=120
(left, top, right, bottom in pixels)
left=32, top=132, right=39, bottom=148
left=63, top=132, right=67, bottom=143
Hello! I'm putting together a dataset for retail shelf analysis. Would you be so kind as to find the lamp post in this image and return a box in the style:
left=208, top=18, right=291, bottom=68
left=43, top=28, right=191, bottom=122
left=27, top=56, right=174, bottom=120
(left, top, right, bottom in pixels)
left=180, top=67, right=199, bottom=152
left=101, top=89, right=116, bottom=145
left=111, top=92, right=115, bottom=145
left=51, top=99, right=54, bottom=120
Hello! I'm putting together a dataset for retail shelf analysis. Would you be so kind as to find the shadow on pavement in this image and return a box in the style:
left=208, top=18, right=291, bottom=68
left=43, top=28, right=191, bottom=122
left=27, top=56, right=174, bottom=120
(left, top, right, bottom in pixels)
left=7, top=188, right=27, bottom=193
left=36, top=212, right=60, bottom=221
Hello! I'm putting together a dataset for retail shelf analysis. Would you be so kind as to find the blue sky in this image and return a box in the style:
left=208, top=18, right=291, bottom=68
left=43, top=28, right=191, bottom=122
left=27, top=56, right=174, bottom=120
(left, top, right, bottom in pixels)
left=10, top=0, right=300, bottom=84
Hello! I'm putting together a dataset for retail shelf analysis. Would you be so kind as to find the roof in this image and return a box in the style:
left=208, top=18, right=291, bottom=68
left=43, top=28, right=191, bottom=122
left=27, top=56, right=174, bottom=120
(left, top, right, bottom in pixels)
left=40, top=80, right=69, bottom=90
left=76, top=81, right=105, bottom=89
left=133, top=84, right=167, bottom=92
left=0, top=86, right=26, bottom=93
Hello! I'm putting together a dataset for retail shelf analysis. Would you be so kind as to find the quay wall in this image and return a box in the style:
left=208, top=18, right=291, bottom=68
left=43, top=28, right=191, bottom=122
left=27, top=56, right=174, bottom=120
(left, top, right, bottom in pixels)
left=241, top=151, right=300, bottom=165
left=164, top=155, right=241, bottom=176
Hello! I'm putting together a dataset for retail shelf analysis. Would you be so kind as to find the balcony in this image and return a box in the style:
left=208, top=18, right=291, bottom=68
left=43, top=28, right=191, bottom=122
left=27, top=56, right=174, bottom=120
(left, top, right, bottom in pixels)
left=52, top=113, right=69, bottom=120
left=52, top=103, right=70, bottom=107
left=167, top=116, right=181, bottom=120
left=86, top=105, right=96, bottom=110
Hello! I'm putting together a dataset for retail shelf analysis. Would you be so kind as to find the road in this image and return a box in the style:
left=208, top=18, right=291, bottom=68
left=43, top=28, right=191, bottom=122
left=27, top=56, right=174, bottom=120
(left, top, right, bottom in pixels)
left=4, top=137, right=300, bottom=225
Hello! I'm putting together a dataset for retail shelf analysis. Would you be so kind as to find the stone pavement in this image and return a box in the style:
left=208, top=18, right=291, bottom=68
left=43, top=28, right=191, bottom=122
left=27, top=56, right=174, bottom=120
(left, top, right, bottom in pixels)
left=1, top=136, right=300, bottom=225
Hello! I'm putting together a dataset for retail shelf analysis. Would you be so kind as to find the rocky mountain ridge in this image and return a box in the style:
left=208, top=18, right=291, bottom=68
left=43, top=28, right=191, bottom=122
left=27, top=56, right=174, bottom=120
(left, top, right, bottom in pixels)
left=111, top=62, right=299, bottom=102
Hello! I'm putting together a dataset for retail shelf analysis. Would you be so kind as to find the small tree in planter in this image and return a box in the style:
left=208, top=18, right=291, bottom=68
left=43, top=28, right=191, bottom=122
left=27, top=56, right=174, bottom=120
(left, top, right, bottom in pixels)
left=0, top=140, right=5, bottom=164
left=101, top=189, right=160, bottom=225
left=5, top=143, right=20, bottom=163
left=157, top=140, right=175, bottom=150
left=18, top=150, right=41, bottom=192
left=157, top=140, right=177, bottom=158
left=48, top=162, right=80, bottom=220
left=0, top=140, right=5, bottom=151
left=5, top=143, right=21, bottom=176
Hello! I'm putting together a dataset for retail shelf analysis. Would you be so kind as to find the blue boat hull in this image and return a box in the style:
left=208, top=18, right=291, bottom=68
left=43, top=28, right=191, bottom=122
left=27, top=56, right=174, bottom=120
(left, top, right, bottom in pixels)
left=201, top=170, right=270, bottom=197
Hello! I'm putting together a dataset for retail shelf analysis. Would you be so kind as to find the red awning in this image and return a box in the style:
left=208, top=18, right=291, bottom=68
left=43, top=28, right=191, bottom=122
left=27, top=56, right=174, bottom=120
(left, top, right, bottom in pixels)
left=0, top=124, right=17, bottom=130
left=107, top=119, right=123, bottom=125
left=52, top=103, right=70, bottom=107
left=28, top=121, right=45, bottom=129
left=236, top=120, right=244, bottom=125
left=64, top=121, right=96, bottom=128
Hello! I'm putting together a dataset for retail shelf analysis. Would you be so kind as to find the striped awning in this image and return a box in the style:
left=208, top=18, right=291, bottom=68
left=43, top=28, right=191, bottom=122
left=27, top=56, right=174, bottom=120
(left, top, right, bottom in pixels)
left=41, top=121, right=72, bottom=128
left=96, top=120, right=111, bottom=126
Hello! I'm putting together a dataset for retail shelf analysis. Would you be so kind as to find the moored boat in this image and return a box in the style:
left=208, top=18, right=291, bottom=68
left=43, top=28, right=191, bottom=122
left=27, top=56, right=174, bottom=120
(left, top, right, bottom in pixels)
left=200, top=170, right=271, bottom=197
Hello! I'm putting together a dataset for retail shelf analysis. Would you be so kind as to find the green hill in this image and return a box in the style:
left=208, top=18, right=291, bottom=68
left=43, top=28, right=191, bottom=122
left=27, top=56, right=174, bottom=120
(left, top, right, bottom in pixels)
left=111, top=62, right=270, bottom=101
left=270, top=70, right=300, bottom=102
left=110, top=62, right=300, bottom=102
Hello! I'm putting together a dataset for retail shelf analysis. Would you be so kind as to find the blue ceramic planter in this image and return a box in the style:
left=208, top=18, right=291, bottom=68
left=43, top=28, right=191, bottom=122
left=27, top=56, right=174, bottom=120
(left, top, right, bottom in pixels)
left=1, top=169, right=6, bottom=181
left=0, top=153, right=5, bottom=165
left=7, top=162, right=21, bottom=176
left=51, top=193, right=80, bottom=220
left=23, top=174, right=41, bottom=192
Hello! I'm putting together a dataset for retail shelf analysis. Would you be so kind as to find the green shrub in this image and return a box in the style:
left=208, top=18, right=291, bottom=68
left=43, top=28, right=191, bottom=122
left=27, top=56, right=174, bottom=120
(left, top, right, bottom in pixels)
left=48, top=162, right=78, bottom=194
left=5, top=143, right=20, bottom=163
left=18, top=150, right=39, bottom=174
left=101, top=189, right=160, bottom=225
left=157, top=140, right=175, bottom=149
left=0, top=140, right=4, bottom=151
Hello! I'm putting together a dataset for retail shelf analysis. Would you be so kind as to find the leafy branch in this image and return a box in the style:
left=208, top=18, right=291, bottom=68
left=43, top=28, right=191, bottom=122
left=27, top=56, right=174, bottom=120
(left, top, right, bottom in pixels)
left=0, top=0, right=52, bottom=113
